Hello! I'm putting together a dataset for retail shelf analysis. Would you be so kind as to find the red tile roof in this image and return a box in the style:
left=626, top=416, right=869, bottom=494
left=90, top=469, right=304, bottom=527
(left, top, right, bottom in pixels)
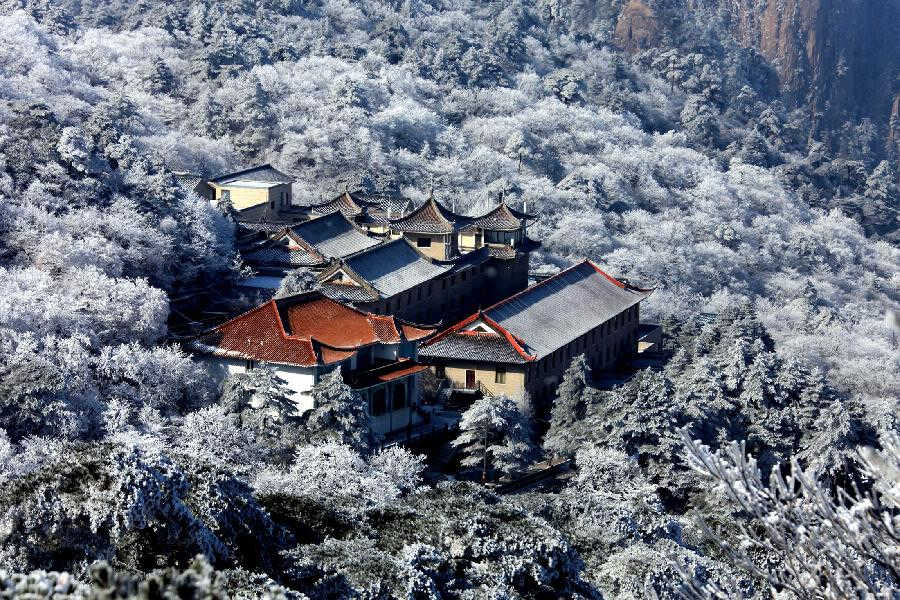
left=193, top=292, right=436, bottom=367
left=346, top=359, right=430, bottom=388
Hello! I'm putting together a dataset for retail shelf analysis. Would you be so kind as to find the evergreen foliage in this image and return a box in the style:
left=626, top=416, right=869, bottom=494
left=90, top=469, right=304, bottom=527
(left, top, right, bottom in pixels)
left=453, top=394, right=538, bottom=480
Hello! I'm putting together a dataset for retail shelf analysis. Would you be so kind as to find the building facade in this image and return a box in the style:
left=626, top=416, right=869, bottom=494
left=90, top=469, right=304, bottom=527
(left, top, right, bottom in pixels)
left=418, top=261, right=652, bottom=406
left=190, top=291, right=436, bottom=436
left=208, top=164, right=295, bottom=213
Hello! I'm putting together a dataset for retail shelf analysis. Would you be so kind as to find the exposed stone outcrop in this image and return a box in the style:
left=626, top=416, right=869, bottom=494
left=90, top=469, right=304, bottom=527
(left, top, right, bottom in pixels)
left=726, top=0, right=900, bottom=142
left=614, top=0, right=900, bottom=149
left=614, top=0, right=661, bottom=53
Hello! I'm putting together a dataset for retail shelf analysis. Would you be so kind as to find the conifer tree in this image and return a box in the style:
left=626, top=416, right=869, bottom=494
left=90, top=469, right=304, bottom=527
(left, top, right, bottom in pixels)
left=274, top=268, right=319, bottom=298
left=544, top=355, right=591, bottom=459
left=299, top=370, right=377, bottom=455
left=453, top=394, right=537, bottom=481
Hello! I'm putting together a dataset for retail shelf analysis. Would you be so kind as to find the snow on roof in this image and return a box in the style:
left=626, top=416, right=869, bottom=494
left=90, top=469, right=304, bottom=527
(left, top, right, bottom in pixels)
left=289, top=211, right=381, bottom=259
left=191, top=292, right=436, bottom=367
left=420, top=261, right=652, bottom=362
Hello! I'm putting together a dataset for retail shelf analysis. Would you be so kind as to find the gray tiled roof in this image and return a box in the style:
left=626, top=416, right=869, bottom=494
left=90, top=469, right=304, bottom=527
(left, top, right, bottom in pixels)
left=389, top=198, right=472, bottom=234
left=305, top=192, right=374, bottom=218
left=318, top=283, right=380, bottom=303
left=244, top=246, right=324, bottom=268
left=235, top=204, right=308, bottom=229
left=466, top=202, right=534, bottom=231
left=484, top=261, right=651, bottom=359
left=344, top=239, right=450, bottom=298
left=290, top=212, right=381, bottom=259
left=418, top=332, right=529, bottom=364
left=212, top=164, right=294, bottom=184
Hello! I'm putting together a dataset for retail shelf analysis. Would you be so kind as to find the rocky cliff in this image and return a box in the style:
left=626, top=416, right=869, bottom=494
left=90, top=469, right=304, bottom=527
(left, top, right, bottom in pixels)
left=727, top=0, right=900, bottom=144
left=615, top=0, right=900, bottom=152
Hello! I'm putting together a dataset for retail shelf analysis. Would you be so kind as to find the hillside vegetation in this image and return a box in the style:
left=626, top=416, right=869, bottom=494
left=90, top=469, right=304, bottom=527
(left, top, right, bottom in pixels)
left=0, top=0, right=897, bottom=597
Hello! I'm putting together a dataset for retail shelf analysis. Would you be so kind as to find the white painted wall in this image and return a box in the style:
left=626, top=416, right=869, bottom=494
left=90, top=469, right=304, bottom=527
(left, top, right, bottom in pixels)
left=202, top=357, right=316, bottom=414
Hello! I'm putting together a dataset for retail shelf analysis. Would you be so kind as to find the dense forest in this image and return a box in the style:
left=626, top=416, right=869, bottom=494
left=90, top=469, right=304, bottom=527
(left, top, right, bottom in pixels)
left=0, top=0, right=897, bottom=598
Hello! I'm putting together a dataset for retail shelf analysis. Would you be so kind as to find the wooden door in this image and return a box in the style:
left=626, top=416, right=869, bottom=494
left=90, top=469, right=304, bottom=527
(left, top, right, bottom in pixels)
left=466, top=369, right=476, bottom=389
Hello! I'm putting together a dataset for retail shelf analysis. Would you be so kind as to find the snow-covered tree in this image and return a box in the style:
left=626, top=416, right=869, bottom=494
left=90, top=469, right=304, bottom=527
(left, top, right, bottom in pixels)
left=453, top=394, right=538, bottom=481
left=254, top=441, right=424, bottom=515
left=681, top=430, right=900, bottom=599
left=544, top=355, right=592, bottom=459
left=274, top=267, right=319, bottom=298
left=298, top=370, right=377, bottom=455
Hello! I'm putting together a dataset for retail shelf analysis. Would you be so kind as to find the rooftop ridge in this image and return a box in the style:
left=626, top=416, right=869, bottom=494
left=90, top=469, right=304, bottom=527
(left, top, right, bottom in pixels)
left=210, top=163, right=294, bottom=184
left=421, top=310, right=535, bottom=361
left=480, top=259, right=645, bottom=316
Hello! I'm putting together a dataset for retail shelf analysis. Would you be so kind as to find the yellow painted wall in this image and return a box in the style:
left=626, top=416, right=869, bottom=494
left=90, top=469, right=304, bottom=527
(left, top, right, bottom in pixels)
left=402, top=233, right=450, bottom=260
left=212, top=183, right=291, bottom=211
left=439, top=364, right=526, bottom=399
left=458, top=232, right=479, bottom=251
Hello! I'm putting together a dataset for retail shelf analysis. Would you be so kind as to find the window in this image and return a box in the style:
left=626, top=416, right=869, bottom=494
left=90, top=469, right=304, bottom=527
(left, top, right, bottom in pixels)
left=495, top=367, right=506, bottom=384
left=435, top=365, right=446, bottom=379
left=417, top=237, right=432, bottom=248
left=371, top=388, right=387, bottom=416
left=393, top=383, right=407, bottom=410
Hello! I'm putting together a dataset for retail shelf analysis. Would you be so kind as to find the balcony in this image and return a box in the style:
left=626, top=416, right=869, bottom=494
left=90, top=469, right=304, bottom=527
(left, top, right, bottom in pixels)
left=345, top=358, right=428, bottom=390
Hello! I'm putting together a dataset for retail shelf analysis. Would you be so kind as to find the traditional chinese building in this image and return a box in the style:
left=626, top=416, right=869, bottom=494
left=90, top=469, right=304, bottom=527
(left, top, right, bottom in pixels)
left=387, top=197, right=471, bottom=260
left=317, top=237, right=485, bottom=324
left=418, top=260, right=652, bottom=406
left=307, top=191, right=413, bottom=236
left=206, top=164, right=308, bottom=232
left=240, top=211, right=383, bottom=291
left=457, top=200, right=536, bottom=253
left=191, top=291, right=436, bottom=436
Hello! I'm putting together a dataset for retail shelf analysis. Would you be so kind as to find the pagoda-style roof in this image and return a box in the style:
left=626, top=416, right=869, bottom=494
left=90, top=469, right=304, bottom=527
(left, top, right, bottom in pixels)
left=288, top=211, right=380, bottom=259
left=191, top=291, right=435, bottom=368
left=419, top=261, right=652, bottom=364
left=210, top=163, right=294, bottom=185
left=389, top=197, right=472, bottom=234
left=307, top=191, right=374, bottom=218
left=464, top=201, right=536, bottom=232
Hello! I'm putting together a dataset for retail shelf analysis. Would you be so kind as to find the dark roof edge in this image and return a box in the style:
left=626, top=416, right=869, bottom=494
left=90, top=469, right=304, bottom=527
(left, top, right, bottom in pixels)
left=210, top=163, right=295, bottom=184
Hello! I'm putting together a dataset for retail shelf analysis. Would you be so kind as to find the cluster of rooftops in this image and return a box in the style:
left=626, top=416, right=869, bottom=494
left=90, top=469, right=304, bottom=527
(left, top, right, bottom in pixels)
left=181, top=163, right=653, bottom=407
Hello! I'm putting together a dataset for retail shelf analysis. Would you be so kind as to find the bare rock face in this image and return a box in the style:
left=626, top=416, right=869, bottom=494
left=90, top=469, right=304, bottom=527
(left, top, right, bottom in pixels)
left=728, top=0, right=900, bottom=141
left=890, top=94, right=900, bottom=153
left=613, top=0, right=900, bottom=149
left=614, top=0, right=661, bottom=52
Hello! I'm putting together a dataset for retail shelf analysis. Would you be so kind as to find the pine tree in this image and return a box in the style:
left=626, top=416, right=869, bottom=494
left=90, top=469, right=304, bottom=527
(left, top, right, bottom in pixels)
left=274, top=268, right=319, bottom=298
left=221, top=365, right=295, bottom=421
left=544, top=355, right=592, bottom=458
left=453, top=394, right=537, bottom=481
left=299, top=370, right=377, bottom=455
